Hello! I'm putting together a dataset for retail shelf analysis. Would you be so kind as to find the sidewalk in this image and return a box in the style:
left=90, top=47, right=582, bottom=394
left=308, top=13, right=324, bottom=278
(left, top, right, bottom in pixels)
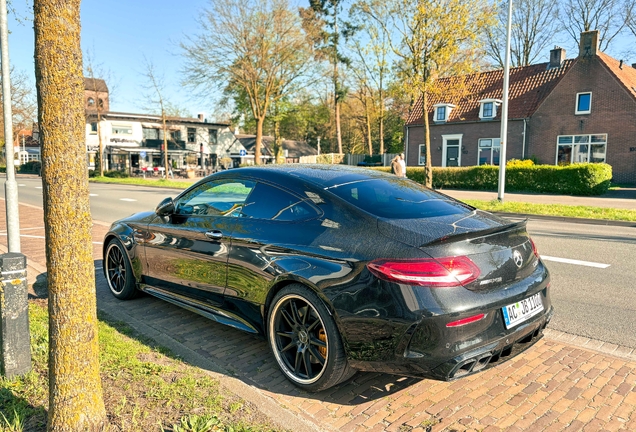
left=2, top=198, right=636, bottom=431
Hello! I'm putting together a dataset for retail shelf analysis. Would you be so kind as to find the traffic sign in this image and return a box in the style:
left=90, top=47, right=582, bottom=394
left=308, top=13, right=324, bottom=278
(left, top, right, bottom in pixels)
left=140, top=151, right=147, bottom=158
left=239, top=149, right=247, bottom=156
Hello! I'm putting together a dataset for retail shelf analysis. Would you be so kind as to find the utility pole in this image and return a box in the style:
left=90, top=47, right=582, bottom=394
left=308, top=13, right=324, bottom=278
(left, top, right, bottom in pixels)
left=0, top=0, right=31, bottom=379
left=497, top=0, right=513, bottom=202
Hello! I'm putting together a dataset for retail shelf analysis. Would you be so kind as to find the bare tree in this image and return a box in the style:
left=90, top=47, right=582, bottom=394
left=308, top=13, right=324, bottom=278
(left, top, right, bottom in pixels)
left=559, top=0, right=635, bottom=52
left=485, top=0, right=562, bottom=68
left=0, top=68, right=37, bottom=161
left=33, top=0, right=107, bottom=430
left=181, top=0, right=312, bottom=164
left=140, top=58, right=171, bottom=177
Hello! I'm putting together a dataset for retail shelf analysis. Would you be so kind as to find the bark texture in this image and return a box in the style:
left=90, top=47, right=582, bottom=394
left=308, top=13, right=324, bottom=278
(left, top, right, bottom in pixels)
left=33, top=1, right=107, bottom=430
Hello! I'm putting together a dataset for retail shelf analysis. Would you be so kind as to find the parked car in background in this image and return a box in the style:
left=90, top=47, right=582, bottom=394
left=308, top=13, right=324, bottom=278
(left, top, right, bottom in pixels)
left=103, top=165, right=553, bottom=391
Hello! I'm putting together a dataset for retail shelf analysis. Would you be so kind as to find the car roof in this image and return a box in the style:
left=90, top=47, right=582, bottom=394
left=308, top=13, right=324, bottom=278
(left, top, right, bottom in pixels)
left=214, top=164, right=395, bottom=189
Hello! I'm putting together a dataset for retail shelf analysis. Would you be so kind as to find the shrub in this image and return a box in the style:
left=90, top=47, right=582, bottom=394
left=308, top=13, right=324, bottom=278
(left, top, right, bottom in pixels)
left=104, top=170, right=129, bottom=178
left=370, top=163, right=612, bottom=196
left=18, top=161, right=42, bottom=173
left=506, top=158, right=534, bottom=168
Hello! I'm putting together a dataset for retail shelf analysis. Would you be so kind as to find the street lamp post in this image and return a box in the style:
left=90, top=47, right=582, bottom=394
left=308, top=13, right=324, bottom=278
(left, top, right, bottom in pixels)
left=497, top=0, right=513, bottom=202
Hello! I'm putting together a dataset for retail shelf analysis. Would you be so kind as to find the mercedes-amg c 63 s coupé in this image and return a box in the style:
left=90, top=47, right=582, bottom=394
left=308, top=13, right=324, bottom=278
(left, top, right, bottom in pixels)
left=103, top=165, right=553, bottom=391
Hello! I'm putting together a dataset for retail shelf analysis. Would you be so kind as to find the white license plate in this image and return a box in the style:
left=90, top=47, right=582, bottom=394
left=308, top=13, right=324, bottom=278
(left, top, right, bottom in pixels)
left=502, top=293, right=544, bottom=329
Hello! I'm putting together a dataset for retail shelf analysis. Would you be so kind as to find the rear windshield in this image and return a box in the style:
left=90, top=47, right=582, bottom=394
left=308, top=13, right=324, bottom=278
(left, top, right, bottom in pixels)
left=328, top=178, right=472, bottom=219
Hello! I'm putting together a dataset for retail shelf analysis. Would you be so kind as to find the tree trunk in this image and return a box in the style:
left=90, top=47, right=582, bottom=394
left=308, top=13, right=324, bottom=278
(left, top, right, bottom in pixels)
left=423, top=91, right=432, bottom=188
left=255, top=116, right=264, bottom=165
left=365, top=100, right=373, bottom=156
left=97, top=111, right=104, bottom=176
left=33, top=1, right=107, bottom=430
left=334, top=74, right=343, bottom=154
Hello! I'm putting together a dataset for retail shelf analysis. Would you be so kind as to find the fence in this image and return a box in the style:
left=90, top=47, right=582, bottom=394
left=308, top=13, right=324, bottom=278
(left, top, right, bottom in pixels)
left=345, top=153, right=399, bottom=167
left=299, top=153, right=345, bottom=164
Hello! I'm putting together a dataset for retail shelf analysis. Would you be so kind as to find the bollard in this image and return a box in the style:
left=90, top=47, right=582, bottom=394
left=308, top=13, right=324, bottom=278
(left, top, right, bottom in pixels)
left=0, top=253, right=31, bottom=378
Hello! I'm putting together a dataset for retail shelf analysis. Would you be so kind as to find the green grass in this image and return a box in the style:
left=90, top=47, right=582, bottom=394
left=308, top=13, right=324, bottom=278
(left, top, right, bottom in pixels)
left=0, top=303, right=281, bottom=432
left=89, top=176, right=193, bottom=189
left=465, top=199, right=636, bottom=222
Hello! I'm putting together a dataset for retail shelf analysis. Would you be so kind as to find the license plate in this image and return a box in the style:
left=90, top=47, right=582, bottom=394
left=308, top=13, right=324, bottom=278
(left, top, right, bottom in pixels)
left=502, top=293, right=544, bottom=329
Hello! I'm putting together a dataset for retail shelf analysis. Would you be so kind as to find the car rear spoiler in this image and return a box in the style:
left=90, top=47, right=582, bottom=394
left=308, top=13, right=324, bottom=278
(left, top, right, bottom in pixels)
left=421, top=219, right=528, bottom=247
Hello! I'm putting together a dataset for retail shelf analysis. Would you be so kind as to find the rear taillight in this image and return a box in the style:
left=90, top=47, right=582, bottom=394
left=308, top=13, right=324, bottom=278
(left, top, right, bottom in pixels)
left=367, top=256, right=480, bottom=287
left=529, top=238, right=540, bottom=258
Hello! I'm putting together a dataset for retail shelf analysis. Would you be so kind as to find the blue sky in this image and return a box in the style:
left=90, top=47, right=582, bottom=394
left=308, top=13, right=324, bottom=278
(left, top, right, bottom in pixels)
left=9, top=0, right=213, bottom=118
left=7, top=0, right=636, bottom=123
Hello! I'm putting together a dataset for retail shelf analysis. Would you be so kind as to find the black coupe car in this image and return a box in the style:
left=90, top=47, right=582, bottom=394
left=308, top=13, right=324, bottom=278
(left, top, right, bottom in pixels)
left=103, top=165, right=553, bottom=391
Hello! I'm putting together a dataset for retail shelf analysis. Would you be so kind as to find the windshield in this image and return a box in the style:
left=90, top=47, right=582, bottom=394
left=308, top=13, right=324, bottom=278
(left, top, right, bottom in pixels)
left=327, top=178, right=473, bottom=219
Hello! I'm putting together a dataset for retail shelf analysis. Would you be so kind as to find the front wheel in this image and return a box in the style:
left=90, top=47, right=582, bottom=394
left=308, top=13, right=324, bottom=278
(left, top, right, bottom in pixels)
left=104, top=238, right=138, bottom=300
left=268, top=284, right=355, bottom=392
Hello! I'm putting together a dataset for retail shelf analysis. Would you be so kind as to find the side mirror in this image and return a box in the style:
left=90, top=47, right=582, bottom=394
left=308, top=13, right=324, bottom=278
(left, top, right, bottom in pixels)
left=155, top=197, right=175, bottom=216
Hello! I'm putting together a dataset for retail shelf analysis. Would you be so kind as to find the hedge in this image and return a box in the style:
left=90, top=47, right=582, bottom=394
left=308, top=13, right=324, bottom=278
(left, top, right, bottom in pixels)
left=372, top=163, right=612, bottom=196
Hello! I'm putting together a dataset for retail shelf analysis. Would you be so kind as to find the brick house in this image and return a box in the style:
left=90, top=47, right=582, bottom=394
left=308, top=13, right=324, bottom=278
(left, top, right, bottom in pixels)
left=405, top=31, right=636, bottom=184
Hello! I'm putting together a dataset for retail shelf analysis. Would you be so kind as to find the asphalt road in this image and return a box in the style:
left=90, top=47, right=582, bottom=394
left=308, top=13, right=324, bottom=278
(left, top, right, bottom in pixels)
left=8, top=175, right=636, bottom=348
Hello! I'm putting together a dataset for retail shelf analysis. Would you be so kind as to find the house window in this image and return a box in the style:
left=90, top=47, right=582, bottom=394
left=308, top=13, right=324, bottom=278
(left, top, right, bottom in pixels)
left=112, top=124, right=133, bottom=135
left=418, top=144, right=426, bottom=165
left=575, top=92, right=592, bottom=114
left=142, top=127, right=159, bottom=140
left=436, top=106, right=446, bottom=121
left=187, top=128, right=196, bottom=143
left=556, top=134, right=606, bottom=165
left=171, top=130, right=182, bottom=141
left=479, top=99, right=501, bottom=120
left=209, top=129, right=218, bottom=145
left=90, top=122, right=98, bottom=134
left=478, top=138, right=501, bottom=165
left=433, top=103, right=455, bottom=123
left=87, top=97, right=95, bottom=107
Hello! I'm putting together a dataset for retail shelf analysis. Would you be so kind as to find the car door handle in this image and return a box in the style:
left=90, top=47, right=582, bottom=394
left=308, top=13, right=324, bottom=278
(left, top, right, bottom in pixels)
left=205, top=230, right=223, bottom=240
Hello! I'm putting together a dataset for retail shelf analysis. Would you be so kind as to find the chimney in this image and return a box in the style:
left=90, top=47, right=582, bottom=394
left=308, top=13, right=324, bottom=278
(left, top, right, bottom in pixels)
left=548, top=46, right=566, bottom=69
left=579, top=30, right=599, bottom=58
left=197, top=113, right=205, bottom=122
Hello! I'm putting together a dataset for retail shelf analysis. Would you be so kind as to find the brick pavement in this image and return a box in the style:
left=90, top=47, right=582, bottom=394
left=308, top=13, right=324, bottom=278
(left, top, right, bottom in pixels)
left=2, top=198, right=635, bottom=432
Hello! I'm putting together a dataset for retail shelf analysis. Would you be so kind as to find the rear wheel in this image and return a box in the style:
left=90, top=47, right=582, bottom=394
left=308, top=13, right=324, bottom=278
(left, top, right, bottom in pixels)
left=268, top=284, right=355, bottom=391
left=105, top=238, right=138, bottom=300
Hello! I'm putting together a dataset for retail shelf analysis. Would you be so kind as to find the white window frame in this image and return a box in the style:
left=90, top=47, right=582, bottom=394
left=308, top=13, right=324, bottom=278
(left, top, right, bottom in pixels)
left=441, top=134, right=463, bottom=167
left=555, top=134, right=607, bottom=165
left=478, top=99, right=501, bottom=120
left=433, top=103, right=456, bottom=123
left=418, top=144, right=426, bottom=165
left=575, top=92, right=592, bottom=115
left=477, top=138, right=501, bottom=166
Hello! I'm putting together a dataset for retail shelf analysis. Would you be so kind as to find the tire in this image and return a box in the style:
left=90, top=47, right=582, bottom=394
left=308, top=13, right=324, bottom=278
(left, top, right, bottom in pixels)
left=268, top=284, right=355, bottom=392
left=104, top=238, right=138, bottom=300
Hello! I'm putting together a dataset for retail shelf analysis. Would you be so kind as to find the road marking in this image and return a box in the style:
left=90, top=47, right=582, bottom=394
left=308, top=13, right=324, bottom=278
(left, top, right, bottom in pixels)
left=18, top=184, right=25, bottom=186
left=35, top=186, right=42, bottom=189
left=90, top=193, right=99, bottom=197
left=120, top=198, right=137, bottom=202
left=0, top=233, right=103, bottom=245
left=541, top=255, right=610, bottom=269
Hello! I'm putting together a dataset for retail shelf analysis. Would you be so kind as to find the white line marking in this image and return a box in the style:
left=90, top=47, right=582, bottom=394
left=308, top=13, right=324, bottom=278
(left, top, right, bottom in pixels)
left=541, top=255, right=610, bottom=269
left=95, top=267, right=103, bottom=271
left=0, top=233, right=102, bottom=244
left=120, top=198, right=137, bottom=202
left=35, top=186, right=42, bottom=189
left=18, top=184, right=25, bottom=186
left=90, top=193, right=99, bottom=197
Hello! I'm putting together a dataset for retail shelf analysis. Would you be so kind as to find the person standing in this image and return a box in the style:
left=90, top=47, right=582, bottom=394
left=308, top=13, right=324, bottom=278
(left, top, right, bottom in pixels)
left=391, top=154, right=404, bottom=177
left=399, top=153, right=407, bottom=178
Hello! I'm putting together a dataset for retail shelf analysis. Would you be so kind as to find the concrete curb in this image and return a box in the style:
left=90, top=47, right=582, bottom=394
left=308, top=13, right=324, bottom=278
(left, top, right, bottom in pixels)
left=491, top=211, right=636, bottom=227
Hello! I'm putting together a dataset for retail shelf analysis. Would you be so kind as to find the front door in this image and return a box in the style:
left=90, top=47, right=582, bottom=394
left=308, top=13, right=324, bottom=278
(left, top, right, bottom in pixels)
left=446, top=139, right=460, bottom=167
left=143, top=178, right=256, bottom=307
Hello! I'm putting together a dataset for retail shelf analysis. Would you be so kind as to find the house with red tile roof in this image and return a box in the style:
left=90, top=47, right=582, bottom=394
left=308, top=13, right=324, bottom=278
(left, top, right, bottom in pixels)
left=404, top=30, right=636, bottom=184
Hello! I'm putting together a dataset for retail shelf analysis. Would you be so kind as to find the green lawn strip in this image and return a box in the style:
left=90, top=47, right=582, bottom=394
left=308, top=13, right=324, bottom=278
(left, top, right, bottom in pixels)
left=464, top=199, right=636, bottom=222
left=89, top=176, right=193, bottom=189
left=0, top=302, right=281, bottom=432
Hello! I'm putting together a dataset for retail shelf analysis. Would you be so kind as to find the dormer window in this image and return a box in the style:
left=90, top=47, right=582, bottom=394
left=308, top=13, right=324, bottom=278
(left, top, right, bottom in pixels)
left=479, top=99, right=502, bottom=120
left=433, top=103, right=456, bottom=123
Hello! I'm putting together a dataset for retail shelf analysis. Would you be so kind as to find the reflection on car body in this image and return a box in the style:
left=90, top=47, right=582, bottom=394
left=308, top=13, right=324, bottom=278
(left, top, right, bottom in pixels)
left=103, top=164, right=553, bottom=391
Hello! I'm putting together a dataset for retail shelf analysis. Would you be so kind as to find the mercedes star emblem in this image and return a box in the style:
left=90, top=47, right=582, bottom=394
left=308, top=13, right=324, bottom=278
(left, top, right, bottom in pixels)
left=513, top=250, right=524, bottom=268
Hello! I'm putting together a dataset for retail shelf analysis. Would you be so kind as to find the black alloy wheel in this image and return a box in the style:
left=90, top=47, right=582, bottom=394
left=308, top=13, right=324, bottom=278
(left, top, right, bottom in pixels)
left=105, top=239, right=138, bottom=300
left=268, top=285, right=354, bottom=391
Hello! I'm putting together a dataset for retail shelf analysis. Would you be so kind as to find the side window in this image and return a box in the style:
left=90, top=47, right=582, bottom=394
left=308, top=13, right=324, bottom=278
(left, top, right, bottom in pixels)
left=240, top=182, right=319, bottom=221
left=175, top=180, right=255, bottom=216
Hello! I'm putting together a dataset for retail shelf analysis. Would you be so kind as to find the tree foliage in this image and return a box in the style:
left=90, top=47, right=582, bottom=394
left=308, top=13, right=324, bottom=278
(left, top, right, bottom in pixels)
left=0, top=68, right=36, bottom=153
left=485, top=0, right=562, bottom=68
left=181, top=0, right=312, bottom=164
left=357, top=0, right=492, bottom=186
left=33, top=0, right=107, bottom=429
